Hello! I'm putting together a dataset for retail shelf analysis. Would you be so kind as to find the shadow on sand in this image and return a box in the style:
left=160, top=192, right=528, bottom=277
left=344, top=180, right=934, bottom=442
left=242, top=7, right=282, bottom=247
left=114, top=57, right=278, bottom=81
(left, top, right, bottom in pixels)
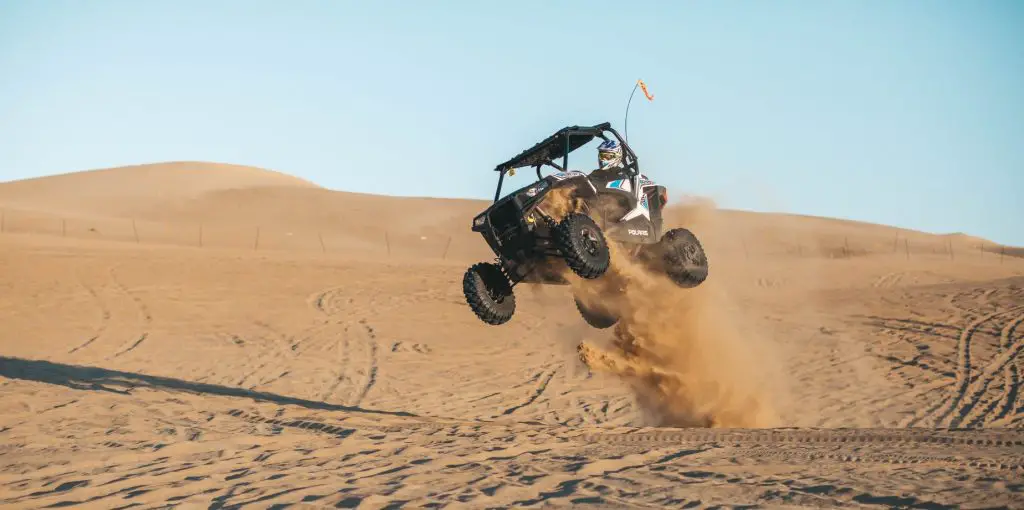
left=0, top=356, right=416, bottom=418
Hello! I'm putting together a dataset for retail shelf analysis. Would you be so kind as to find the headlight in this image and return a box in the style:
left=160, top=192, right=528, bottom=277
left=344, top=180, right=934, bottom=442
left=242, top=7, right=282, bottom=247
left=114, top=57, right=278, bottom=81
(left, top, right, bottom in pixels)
left=473, top=215, right=486, bottom=227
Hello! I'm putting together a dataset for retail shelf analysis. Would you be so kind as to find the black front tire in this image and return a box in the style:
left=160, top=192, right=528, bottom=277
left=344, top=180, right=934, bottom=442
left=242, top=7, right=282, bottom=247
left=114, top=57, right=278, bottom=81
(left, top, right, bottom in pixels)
left=659, top=228, right=709, bottom=288
left=554, top=213, right=610, bottom=280
left=573, top=295, right=619, bottom=329
left=463, top=262, right=516, bottom=325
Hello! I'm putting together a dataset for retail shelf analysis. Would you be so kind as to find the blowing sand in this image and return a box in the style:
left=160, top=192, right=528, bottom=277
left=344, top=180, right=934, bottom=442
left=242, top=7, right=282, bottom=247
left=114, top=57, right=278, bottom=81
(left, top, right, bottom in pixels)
left=0, top=162, right=1022, bottom=508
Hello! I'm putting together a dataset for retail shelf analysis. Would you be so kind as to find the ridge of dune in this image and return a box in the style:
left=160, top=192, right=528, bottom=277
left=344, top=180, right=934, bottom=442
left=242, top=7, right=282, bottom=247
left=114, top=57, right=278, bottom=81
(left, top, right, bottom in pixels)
left=0, top=161, right=322, bottom=218
left=0, top=161, right=323, bottom=190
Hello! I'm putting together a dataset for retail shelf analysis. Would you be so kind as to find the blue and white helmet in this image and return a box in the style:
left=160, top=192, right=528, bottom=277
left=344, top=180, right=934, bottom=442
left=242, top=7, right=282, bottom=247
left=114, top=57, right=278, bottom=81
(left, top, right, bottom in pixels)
left=597, top=139, right=623, bottom=169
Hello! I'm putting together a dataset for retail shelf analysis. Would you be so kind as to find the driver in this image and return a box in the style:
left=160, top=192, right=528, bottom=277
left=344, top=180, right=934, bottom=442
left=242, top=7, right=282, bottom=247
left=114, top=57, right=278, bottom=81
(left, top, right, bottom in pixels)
left=589, top=139, right=627, bottom=181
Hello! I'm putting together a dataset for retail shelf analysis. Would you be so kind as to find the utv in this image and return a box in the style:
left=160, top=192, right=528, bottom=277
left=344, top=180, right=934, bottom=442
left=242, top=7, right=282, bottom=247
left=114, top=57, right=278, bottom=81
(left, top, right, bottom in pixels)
left=463, top=122, right=709, bottom=327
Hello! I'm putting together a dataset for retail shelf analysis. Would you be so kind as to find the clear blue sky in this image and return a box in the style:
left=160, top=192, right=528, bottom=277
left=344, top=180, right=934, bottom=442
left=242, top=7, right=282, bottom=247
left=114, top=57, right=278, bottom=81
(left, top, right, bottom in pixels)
left=1, top=1, right=1021, bottom=245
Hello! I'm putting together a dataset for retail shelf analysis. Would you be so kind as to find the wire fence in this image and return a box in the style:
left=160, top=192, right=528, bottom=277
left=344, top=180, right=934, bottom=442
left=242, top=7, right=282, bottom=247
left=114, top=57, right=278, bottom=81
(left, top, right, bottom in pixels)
left=0, top=207, right=481, bottom=260
left=0, top=207, right=1019, bottom=265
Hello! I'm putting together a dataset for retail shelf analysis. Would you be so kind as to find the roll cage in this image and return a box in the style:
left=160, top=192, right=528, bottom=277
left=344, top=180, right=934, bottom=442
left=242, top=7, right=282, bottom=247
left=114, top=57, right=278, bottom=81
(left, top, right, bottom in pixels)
left=490, top=122, right=639, bottom=202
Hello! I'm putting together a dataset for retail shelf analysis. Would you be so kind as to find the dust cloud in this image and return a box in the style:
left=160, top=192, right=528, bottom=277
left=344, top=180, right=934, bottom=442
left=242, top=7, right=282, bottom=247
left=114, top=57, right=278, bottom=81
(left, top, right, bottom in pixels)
left=568, top=199, right=790, bottom=428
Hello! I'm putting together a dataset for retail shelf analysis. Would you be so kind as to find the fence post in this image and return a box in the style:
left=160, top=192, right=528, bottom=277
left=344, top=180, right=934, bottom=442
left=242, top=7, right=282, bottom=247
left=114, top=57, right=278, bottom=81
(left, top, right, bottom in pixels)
left=254, top=227, right=261, bottom=250
left=318, top=232, right=326, bottom=254
left=132, top=219, right=139, bottom=243
left=844, top=236, right=850, bottom=258
left=948, top=239, right=954, bottom=260
left=385, top=231, right=391, bottom=256
left=1001, top=246, right=1005, bottom=264
left=905, top=238, right=910, bottom=260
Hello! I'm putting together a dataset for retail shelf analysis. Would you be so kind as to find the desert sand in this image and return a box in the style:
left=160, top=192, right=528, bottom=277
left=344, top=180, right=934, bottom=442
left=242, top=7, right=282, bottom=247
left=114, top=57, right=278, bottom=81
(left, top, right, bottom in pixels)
left=0, top=162, right=1022, bottom=508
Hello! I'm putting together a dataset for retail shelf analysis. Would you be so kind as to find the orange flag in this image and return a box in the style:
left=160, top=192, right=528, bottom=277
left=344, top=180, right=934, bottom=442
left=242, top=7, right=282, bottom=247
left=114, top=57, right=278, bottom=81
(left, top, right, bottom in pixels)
left=638, top=79, right=654, bottom=101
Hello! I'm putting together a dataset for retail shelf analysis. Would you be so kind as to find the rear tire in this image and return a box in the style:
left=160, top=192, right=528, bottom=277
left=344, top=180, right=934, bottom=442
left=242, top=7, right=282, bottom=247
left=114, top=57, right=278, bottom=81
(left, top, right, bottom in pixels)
left=573, top=295, right=619, bottom=329
left=463, top=262, right=516, bottom=325
left=554, top=213, right=610, bottom=280
left=659, top=228, right=709, bottom=288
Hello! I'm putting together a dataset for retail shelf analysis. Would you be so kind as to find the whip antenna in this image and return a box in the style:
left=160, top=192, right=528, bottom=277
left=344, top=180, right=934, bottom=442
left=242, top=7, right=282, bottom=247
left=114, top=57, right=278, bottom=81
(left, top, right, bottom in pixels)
left=623, top=78, right=654, bottom=142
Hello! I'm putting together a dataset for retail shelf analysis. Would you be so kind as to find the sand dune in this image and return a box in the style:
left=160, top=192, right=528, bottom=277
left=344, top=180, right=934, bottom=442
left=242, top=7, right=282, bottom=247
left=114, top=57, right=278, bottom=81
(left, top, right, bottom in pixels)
left=1, top=163, right=1022, bottom=508
left=0, top=162, right=319, bottom=217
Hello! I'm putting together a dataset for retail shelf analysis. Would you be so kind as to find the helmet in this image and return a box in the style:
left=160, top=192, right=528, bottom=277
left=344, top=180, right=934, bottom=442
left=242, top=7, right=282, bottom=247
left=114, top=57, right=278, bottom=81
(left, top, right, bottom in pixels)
left=597, top=139, right=623, bottom=169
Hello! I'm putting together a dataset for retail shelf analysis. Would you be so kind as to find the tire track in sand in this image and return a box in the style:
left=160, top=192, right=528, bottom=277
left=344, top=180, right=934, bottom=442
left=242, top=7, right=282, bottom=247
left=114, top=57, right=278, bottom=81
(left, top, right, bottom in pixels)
left=351, top=321, right=379, bottom=406
left=320, top=330, right=351, bottom=403
left=66, top=269, right=111, bottom=355
left=222, top=408, right=1024, bottom=472
left=232, top=289, right=355, bottom=391
left=222, top=286, right=350, bottom=396
left=111, top=333, right=149, bottom=358
left=104, top=265, right=153, bottom=361
left=958, top=312, right=1024, bottom=428
left=581, top=427, right=1024, bottom=449
left=319, top=320, right=379, bottom=407
left=872, top=271, right=905, bottom=289
left=64, top=264, right=151, bottom=363
left=712, top=446, right=1023, bottom=471
left=905, top=307, right=1021, bottom=427
left=500, top=368, right=558, bottom=417
left=311, top=287, right=350, bottom=404
left=310, top=288, right=380, bottom=407
left=995, top=286, right=1024, bottom=426
left=992, top=331, right=1023, bottom=426
left=233, top=321, right=303, bottom=390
